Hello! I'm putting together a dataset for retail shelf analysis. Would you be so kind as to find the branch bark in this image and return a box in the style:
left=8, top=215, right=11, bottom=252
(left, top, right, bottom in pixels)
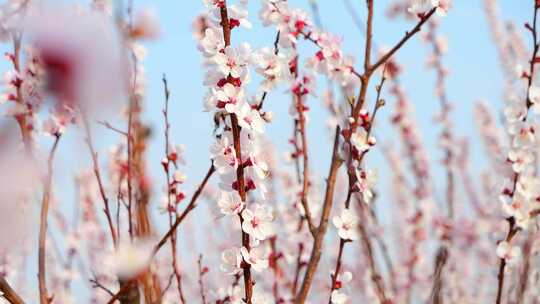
left=38, top=135, right=61, bottom=304
left=0, top=277, right=25, bottom=304
left=295, top=126, right=343, bottom=304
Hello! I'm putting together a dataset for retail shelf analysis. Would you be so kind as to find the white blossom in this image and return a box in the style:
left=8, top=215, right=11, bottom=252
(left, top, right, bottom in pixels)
left=332, top=209, right=358, bottom=241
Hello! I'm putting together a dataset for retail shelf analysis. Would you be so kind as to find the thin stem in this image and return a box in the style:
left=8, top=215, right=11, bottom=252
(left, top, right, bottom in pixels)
left=197, top=255, right=208, bottom=304
left=38, top=134, right=61, bottom=304
left=295, top=126, right=343, bottom=304
left=368, top=8, right=436, bottom=74
left=152, top=163, right=215, bottom=257
left=162, top=74, right=186, bottom=304
left=357, top=201, right=390, bottom=303
left=82, top=114, right=118, bottom=247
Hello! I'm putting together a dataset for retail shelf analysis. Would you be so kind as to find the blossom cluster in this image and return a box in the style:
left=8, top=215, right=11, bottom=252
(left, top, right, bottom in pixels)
left=195, top=1, right=287, bottom=301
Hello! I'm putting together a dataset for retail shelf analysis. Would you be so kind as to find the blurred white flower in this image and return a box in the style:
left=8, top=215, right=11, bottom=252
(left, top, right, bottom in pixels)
left=496, top=241, right=521, bottom=266
left=24, top=5, right=126, bottom=114
left=350, top=128, right=376, bottom=153
left=240, top=245, right=269, bottom=272
left=217, top=191, right=245, bottom=215
left=220, top=247, right=242, bottom=275
left=109, top=239, right=154, bottom=279
left=130, top=8, right=160, bottom=40
left=241, top=204, right=273, bottom=241
left=0, top=150, right=38, bottom=253
left=331, top=290, right=348, bottom=304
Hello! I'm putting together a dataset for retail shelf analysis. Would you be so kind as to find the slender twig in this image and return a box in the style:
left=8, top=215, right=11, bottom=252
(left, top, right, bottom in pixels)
left=90, top=278, right=115, bottom=296
left=97, top=121, right=128, bottom=137
left=82, top=114, right=118, bottom=247
left=197, top=254, right=208, bottom=304
left=38, top=134, right=61, bottom=304
left=106, top=279, right=136, bottom=304
left=152, top=163, right=215, bottom=257
left=368, top=8, right=437, bottom=74
left=329, top=68, right=388, bottom=303
left=295, top=126, right=343, bottom=304
left=291, top=54, right=316, bottom=236
left=161, top=74, right=186, bottom=303
left=11, top=34, right=32, bottom=155
left=429, top=246, right=449, bottom=304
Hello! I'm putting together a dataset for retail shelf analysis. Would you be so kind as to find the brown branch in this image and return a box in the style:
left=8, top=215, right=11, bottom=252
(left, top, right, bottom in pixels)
left=38, top=134, right=61, bottom=304
left=357, top=201, right=390, bottom=304
left=152, top=163, right=215, bottom=257
left=0, top=276, right=25, bottom=304
left=90, top=278, right=115, bottom=296
left=429, top=246, right=449, bottom=304
left=295, top=126, right=343, bottom=304
left=97, top=121, right=128, bottom=137
left=328, top=68, right=389, bottom=303
left=363, top=0, right=374, bottom=72
left=106, top=279, right=137, bottom=304
left=291, top=54, right=316, bottom=236
left=219, top=2, right=254, bottom=302
left=82, top=114, right=118, bottom=246
left=369, top=8, right=437, bottom=74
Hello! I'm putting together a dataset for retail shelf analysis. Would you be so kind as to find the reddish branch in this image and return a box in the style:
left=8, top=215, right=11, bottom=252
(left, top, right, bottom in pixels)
left=219, top=2, right=254, bottom=302
left=38, top=134, right=61, bottom=304
left=11, top=34, right=33, bottom=155
left=495, top=3, right=539, bottom=303
left=161, top=75, right=186, bottom=303
left=290, top=54, right=316, bottom=235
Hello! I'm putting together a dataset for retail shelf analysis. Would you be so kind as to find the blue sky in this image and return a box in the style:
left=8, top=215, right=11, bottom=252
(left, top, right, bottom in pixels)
left=35, top=0, right=529, bottom=240
left=128, top=0, right=528, bottom=210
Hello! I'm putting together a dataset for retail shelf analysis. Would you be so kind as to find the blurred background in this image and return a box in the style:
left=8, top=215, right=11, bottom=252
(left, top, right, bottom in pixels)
left=0, top=0, right=532, bottom=300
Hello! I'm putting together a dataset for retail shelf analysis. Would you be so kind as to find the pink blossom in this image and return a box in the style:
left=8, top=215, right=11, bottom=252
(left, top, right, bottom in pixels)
left=332, top=209, right=358, bottom=241
left=240, top=246, right=269, bottom=272
left=217, top=191, right=245, bottom=215
left=241, top=204, right=273, bottom=241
